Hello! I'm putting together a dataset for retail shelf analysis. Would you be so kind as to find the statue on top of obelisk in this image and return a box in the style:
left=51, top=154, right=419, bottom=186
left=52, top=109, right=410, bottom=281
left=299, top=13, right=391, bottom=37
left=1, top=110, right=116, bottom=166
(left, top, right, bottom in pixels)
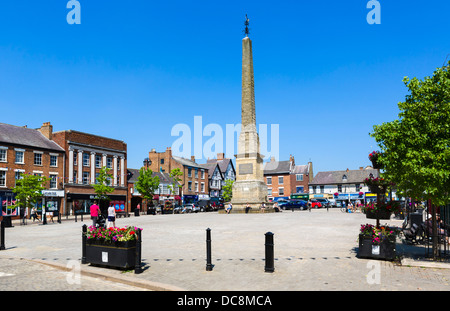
left=230, top=15, right=270, bottom=213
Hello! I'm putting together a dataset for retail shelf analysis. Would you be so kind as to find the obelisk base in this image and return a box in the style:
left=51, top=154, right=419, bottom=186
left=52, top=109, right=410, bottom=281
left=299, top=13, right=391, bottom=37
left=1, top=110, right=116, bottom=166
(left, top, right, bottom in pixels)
left=228, top=180, right=272, bottom=213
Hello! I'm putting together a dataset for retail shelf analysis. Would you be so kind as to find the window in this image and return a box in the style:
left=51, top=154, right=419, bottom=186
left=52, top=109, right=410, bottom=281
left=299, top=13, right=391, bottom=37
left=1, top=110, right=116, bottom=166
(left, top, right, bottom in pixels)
left=201, top=169, right=205, bottom=179
left=50, top=175, right=57, bottom=189
left=201, top=182, right=205, bottom=192
left=83, top=153, right=90, bottom=167
left=195, top=182, right=198, bottom=192
left=267, top=188, right=272, bottom=196
left=296, top=186, right=304, bottom=193
left=356, top=184, right=361, bottom=192
left=106, top=157, right=112, bottom=169
left=15, top=150, right=24, bottom=164
left=279, top=187, right=284, bottom=196
left=82, top=172, right=90, bottom=185
left=50, top=155, right=58, bottom=167
left=160, top=158, right=164, bottom=165
left=0, top=148, right=7, bottom=162
left=188, top=181, right=192, bottom=191
left=338, top=184, right=342, bottom=192
left=188, top=168, right=192, bottom=177
left=15, top=171, right=24, bottom=185
left=320, top=185, right=324, bottom=193
left=195, top=169, right=198, bottom=178
left=312, top=186, right=317, bottom=194
left=34, top=153, right=42, bottom=166
left=278, top=176, right=284, bottom=185
left=95, top=173, right=100, bottom=184
left=95, top=155, right=102, bottom=168
left=73, top=152, right=77, bottom=165
left=296, top=174, right=303, bottom=181
left=266, top=177, right=272, bottom=185
left=0, top=171, right=5, bottom=187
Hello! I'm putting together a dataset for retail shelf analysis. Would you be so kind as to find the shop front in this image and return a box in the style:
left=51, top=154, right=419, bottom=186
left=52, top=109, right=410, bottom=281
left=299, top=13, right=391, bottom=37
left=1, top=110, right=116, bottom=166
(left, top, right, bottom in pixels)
left=66, top=193, right=127, bottom=216
left=41, top=190, right=65, bottom=220
left=0, top=191, right=17, bottom=226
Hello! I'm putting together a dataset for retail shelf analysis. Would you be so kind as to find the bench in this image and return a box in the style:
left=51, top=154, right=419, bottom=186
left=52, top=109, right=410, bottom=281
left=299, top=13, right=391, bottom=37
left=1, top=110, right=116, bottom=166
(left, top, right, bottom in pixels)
left=403, top=223, right=422, bottom=244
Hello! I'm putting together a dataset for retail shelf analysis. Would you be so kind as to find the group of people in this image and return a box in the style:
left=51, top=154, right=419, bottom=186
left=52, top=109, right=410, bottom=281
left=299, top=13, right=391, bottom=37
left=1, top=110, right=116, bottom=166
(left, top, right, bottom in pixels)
left=225, top=202, right=269, bottom=214
left=89, top=200, right=117, bottom=228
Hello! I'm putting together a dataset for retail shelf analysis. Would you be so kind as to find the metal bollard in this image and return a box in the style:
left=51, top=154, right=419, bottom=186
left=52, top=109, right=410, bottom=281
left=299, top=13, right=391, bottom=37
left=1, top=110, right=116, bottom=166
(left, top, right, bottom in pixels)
left=206, top=228, right=213, bottom=271
left=134, top=228, right=143, bottom=274
left=0, top=220, right=5, bottom=250
left=264, top=232, right=274, bottom=273
left=81, top=224, right=87, bottom=264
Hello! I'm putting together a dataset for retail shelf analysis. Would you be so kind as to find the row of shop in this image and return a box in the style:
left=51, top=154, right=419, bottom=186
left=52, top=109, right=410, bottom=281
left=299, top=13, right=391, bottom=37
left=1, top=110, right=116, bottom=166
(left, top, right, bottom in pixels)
left=268, top=192, right=397, bottom=204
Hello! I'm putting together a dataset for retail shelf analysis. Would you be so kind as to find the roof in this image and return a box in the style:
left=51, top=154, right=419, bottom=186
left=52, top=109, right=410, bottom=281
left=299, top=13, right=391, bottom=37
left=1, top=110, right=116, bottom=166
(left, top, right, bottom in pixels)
left=263, top=160, right=291, bottom=175
left=310, top=169, right=379, bottom=185
left=200, top=162, right=221, bottom=177
left=127, top=168, right=180, bottom=185
left=0, top=123, right=64, bottom=152
left=293, top=165, right=309, bottom=175
left=172, top=156, right=205, bottom=169
left=206, top=158, right=234, bottom=174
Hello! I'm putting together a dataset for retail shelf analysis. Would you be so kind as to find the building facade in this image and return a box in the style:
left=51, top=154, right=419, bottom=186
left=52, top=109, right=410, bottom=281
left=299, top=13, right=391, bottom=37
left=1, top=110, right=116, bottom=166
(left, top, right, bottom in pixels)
left=143, top=147, right=209, bottom=203
left=309, top=167, right=381, bottom=205
left=263, top=155, right=313, bottom=202
left=0, top=122, right=65, bottom=220
left=52, top=129, right=128, bottom=215
left=204, top=153, right=236, bottom=198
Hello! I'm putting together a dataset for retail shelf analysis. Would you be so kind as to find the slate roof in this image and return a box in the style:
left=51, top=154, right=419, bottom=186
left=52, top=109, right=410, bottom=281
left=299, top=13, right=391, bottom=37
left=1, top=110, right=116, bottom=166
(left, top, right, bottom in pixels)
left=263, top=160, right=291, bottom=175
left=310, top=169, right=379, bottom=185
left=172, top=156, right=205, bottom=169
left=206, top=158, right=234, bottom=175
left=293, top=165, right=309, bottom=175
left=201, top=162, right=221, bottom=177
left=127, top=168, right=180, bottom=185
left=0, top=123, right=64, bottom=152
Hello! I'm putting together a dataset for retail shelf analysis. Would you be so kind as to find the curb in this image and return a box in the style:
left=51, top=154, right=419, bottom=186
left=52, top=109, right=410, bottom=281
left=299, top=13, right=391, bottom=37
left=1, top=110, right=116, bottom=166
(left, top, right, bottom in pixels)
left=26, top=258, right=186, bottom=291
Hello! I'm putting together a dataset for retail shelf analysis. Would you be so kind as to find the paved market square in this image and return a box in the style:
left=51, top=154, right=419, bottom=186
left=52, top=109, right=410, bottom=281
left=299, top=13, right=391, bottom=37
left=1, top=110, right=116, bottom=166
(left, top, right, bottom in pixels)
left=1, top=209, right=450, bottom=291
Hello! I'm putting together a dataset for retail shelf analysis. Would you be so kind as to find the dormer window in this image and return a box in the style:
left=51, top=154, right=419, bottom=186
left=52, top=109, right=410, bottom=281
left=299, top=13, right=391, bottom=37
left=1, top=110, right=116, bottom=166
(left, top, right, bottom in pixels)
left=342, top=174, right=347, bottom=181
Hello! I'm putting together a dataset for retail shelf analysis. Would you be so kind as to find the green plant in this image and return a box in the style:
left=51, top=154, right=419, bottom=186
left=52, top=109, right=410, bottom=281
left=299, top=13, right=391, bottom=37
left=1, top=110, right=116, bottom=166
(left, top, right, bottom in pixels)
left=86, top=226, right=142, bottom=242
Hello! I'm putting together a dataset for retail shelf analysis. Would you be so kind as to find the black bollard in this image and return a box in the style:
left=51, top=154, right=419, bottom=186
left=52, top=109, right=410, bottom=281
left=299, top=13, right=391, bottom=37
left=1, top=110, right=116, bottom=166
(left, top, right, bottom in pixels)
left=264, top=232, right=274, bottom=273
left=0, top=220, right=5, bottom=250
left=81, top=224, right=87, bottom=264
left=135, top=229, right=143, bottom=274
left=206, top=228, right=213, bottom=271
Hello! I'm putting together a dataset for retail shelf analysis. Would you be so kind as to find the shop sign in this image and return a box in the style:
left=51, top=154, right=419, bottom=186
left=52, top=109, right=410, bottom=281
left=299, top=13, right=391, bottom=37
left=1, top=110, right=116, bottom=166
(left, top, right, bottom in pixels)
left=42, top=190, right=65, bottom=197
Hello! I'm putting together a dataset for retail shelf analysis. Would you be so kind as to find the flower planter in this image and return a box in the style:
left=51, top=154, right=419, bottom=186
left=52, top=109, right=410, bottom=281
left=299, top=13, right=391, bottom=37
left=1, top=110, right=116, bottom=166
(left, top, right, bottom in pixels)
left=84, top=239, right=138, bottom=269
left=358, top=234, right=396, bottom=260
left=371, top=159, right=382, bottom=169
left=366, top=209, right=391, bottom=220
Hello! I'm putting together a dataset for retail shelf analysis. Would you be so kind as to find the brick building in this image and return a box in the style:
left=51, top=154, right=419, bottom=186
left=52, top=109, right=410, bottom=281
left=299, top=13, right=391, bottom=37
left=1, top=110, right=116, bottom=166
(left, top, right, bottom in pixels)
left=52, top=129, right=128, bottom=215
left=263, top=155, right=313, bottom=202
left=0, top=122, right=65, bottom=220
left=143, top=147, right=209, bottom=204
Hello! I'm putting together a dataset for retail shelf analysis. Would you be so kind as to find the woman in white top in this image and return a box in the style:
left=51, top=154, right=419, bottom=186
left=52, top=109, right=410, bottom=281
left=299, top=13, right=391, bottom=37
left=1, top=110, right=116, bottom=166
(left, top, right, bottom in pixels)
left=107, top=204, right=116, bottom=228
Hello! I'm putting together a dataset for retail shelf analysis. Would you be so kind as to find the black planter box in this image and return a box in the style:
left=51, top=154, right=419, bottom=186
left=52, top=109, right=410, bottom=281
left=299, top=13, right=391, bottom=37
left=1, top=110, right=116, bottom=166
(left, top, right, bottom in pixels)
left=357, top=234, right=396, bottom=260
left=366, top=209, right=391, bottom=220
left=85, top=239, right=138, bottom=269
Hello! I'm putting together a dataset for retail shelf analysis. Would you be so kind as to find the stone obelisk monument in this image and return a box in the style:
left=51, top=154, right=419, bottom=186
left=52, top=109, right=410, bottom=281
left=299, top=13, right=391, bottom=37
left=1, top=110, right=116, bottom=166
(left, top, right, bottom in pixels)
left=230, top=16, right=268, bottom=212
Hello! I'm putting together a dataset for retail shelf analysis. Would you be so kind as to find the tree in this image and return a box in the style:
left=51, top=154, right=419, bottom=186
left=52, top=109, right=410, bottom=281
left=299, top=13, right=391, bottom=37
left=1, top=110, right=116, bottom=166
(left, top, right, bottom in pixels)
left=169, top=168, right=183, bottom=196
left=12, top=173, right=49, bottom=215
left=222, top=179, right=234, bottom=202
left=134, top=168, right=160, bottom=209
left=92, top=166, right=114, bottom=202
left=370, top=61, right=450, bottom=259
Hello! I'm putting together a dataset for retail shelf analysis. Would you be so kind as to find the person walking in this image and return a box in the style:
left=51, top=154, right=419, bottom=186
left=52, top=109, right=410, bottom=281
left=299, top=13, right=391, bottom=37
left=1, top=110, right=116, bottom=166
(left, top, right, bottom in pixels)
left=107, top=203, right=116, bottom=228
left=90, top=201, right=101, bottom=227
left=307, top=200, right=312, bottom=212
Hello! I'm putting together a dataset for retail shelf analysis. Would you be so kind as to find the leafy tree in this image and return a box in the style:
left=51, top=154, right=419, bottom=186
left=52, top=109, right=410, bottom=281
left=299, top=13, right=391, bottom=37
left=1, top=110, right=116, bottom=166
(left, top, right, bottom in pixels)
left=222, top=179, right=234, bottom=202
left=92, top=166, right=114, bottom=202
left=169, top=168, right=183, bottom=195
left=371, top=61, right=450, bottom=258
left=12, top=173, right=49, bottom=213
left=135, top=167, right=160, bottom=209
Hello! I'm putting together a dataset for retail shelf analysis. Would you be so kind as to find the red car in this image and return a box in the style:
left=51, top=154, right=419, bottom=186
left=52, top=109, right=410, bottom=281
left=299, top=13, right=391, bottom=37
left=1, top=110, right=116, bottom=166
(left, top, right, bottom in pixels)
left=311, top=199, right=322, bottom=208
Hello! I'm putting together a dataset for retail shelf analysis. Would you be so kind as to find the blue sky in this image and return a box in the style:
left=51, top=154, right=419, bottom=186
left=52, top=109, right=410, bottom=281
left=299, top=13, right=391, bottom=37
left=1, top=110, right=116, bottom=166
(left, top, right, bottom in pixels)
left=0, top=1, right=449, bottom=175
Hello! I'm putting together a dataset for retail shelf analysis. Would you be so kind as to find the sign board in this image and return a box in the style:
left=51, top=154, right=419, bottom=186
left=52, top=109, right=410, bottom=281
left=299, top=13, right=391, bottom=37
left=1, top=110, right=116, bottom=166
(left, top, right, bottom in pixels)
left=239, top=163, right=253, bottom=175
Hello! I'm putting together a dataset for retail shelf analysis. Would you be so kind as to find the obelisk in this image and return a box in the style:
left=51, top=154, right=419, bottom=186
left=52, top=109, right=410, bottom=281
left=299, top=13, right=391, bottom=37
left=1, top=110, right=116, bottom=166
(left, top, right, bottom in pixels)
left=230, top=16, right=268, bottom=212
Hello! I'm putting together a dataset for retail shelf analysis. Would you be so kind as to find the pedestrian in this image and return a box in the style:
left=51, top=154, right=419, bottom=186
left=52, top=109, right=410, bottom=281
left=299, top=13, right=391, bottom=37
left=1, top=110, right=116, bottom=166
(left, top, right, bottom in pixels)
left=90, top=200, right=101, bottom=227
left=307, top=200, right=312, bottom=212
left=348, top=202, right=353, bottom=213
left=107, top=203, right=116, bottom=228
left=260, top=202, right=265, bottom=213
left=245, top=202, right=251, bottom=214
left=30, top=207, right=39, bottom=222
left=226, top=202, right=232, bottom=214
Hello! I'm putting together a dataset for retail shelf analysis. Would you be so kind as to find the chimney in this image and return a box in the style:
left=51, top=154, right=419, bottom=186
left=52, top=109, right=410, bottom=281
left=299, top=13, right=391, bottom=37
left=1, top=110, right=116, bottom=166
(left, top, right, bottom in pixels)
left=39, top=122, right=53, bottom=140
left=270, top=156, right=276, bottom=162
left=346, top=168, right=349, bottom=173
left=166, top=146, right=172, bottom=158
left=191, top=155, right=195, bottom=162
left=359, top=167, right=364, bottom=170
left=217, top=153, right=225, bottom=160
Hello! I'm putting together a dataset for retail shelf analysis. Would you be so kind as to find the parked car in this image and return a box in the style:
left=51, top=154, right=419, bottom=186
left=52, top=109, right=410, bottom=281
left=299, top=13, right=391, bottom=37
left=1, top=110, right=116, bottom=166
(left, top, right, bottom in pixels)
left=311, top=199, right=322, bottom=208
left=316, top=199, right=330, bottom=208
left=279, top=200, right=307, bottom=210
left=192, top=203, right=205, bottom=213
left=174, top=204, right=194, bottom=214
